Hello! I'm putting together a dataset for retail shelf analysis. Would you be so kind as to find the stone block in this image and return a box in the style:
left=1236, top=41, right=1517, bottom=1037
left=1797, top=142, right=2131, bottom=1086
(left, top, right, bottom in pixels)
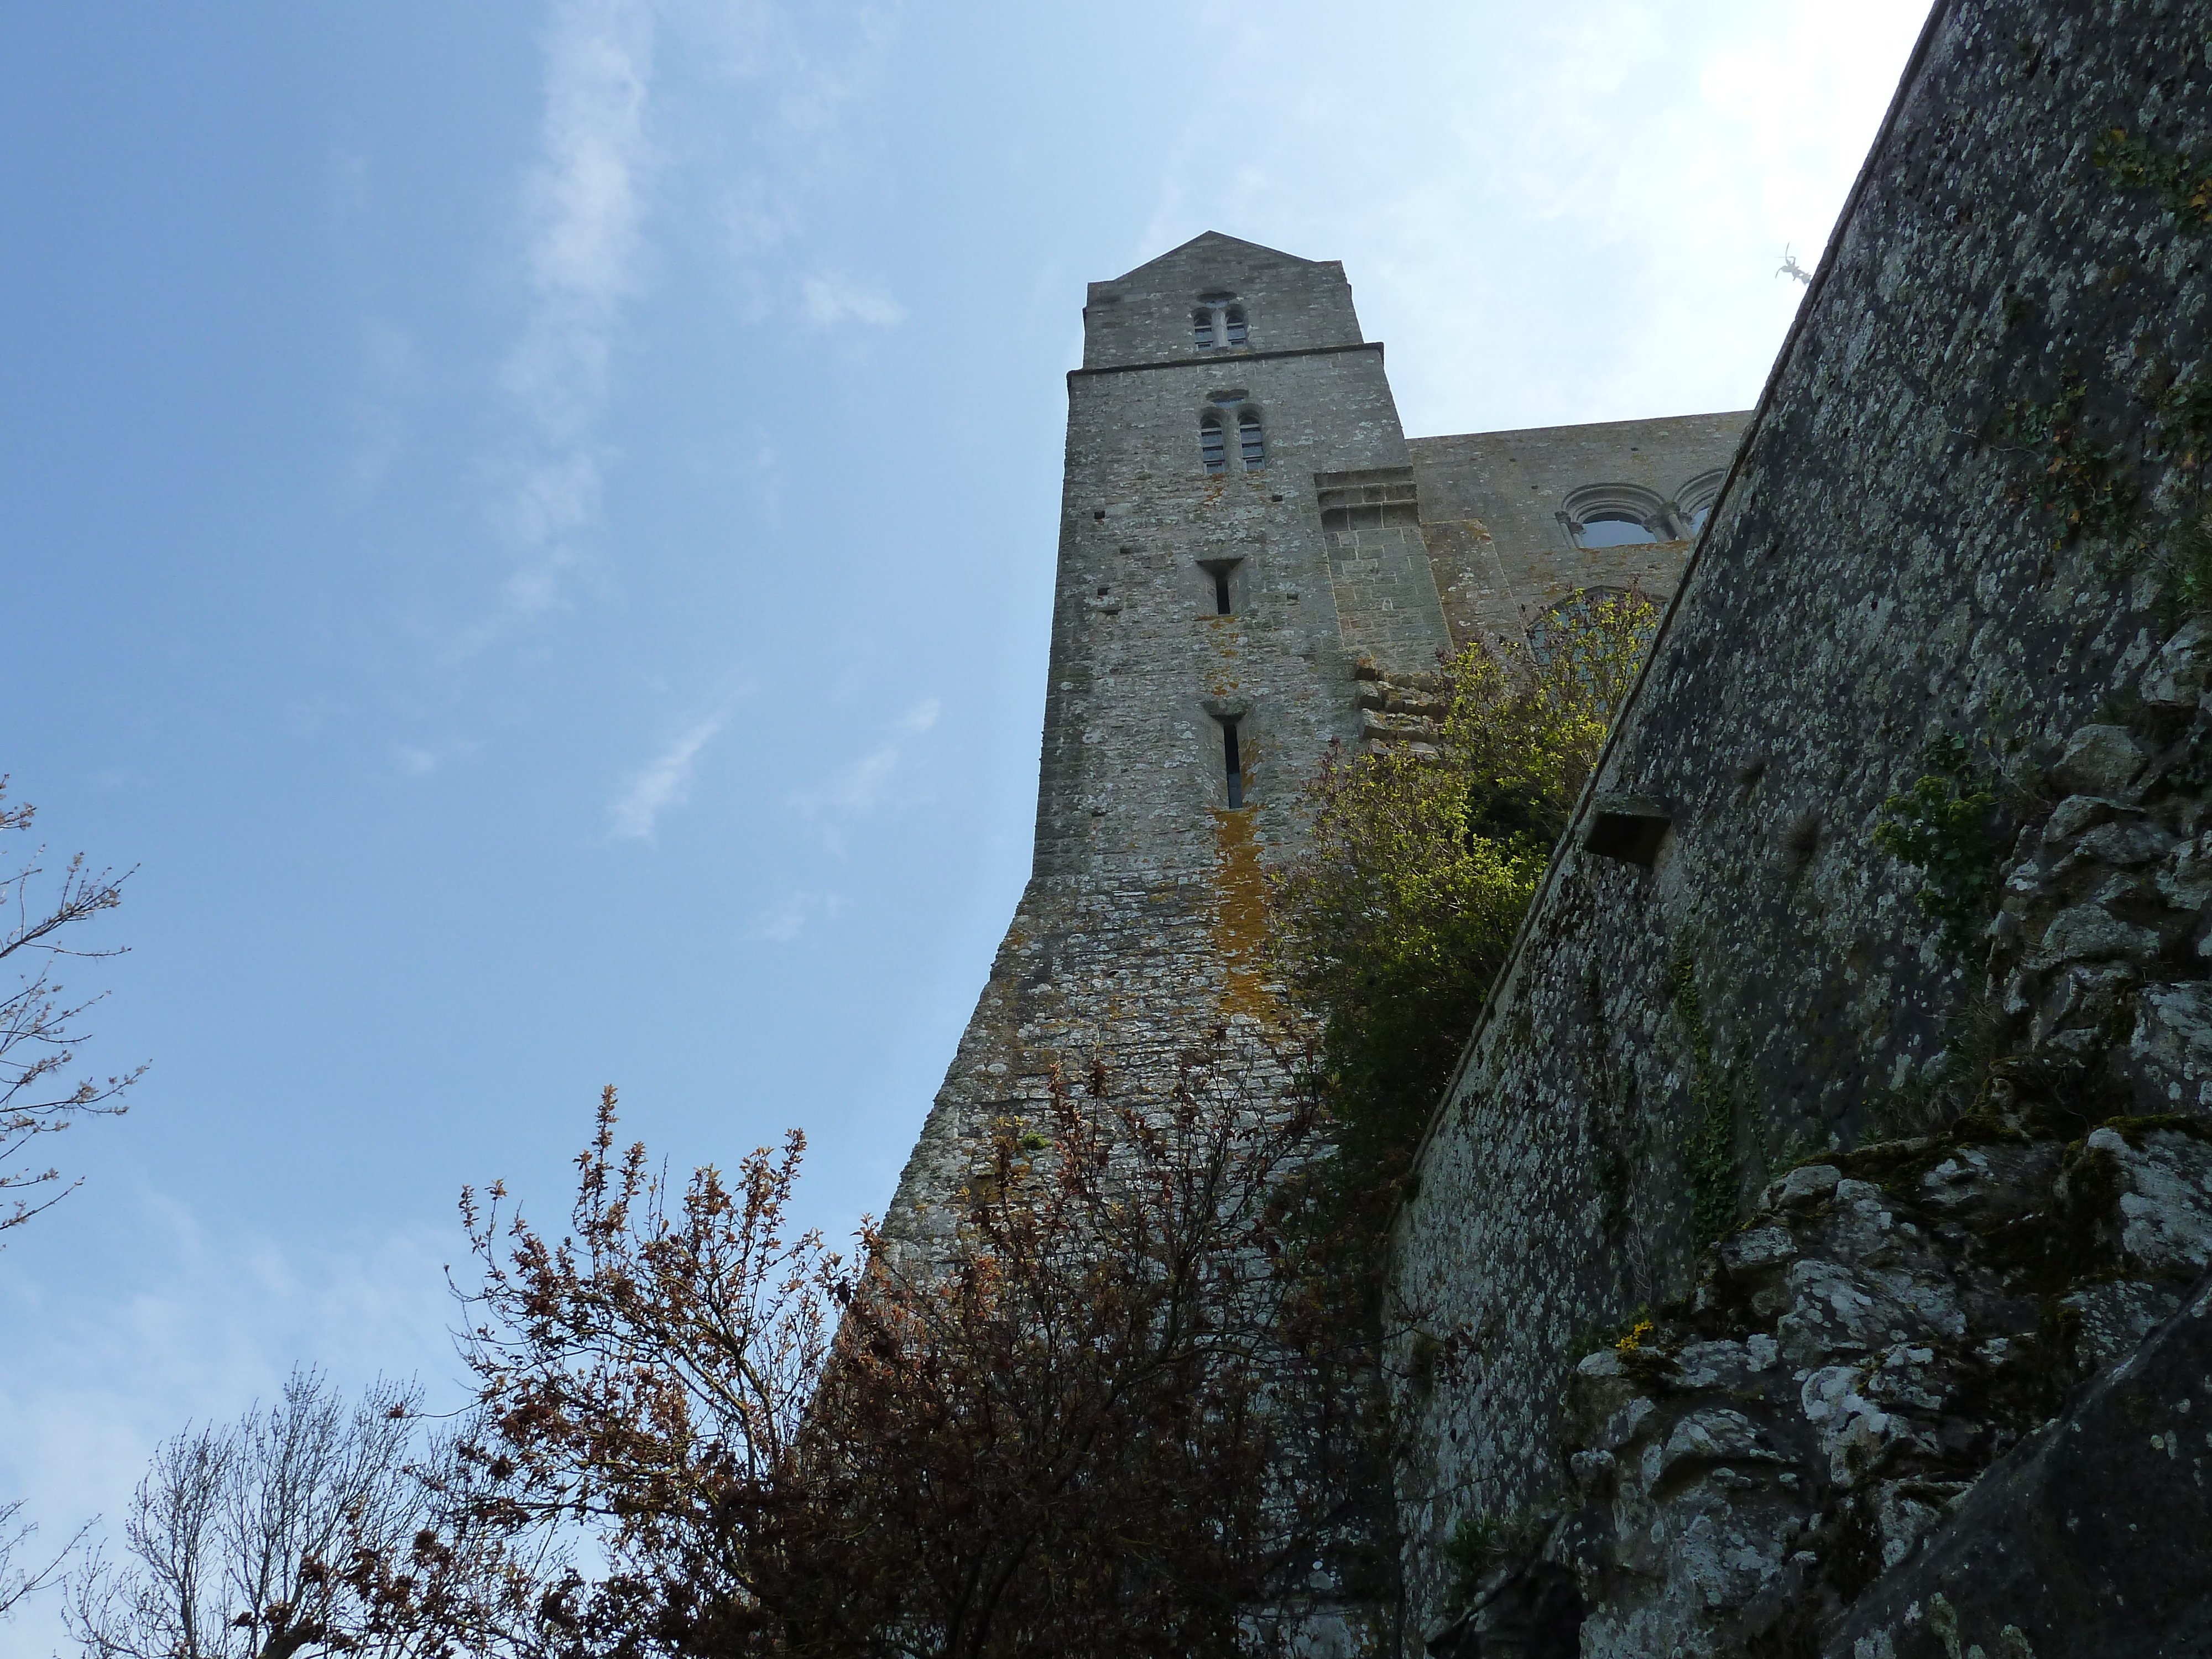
left=2052, top=725, right=2147, bottom=798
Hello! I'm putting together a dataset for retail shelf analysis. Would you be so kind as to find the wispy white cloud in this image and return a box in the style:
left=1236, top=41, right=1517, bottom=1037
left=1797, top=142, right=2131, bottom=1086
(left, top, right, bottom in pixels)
left=0, top=1198, right=456, bottom=1653
left=1130, top=0, right=1922, bottom=436
left=474, top=0, right=658, bottom=642
left=789, top=697, right=940, bottom=819
left=799, top=272, right=906, bottom=329
left=747, top=889, right=846, bottom=943
left=610, top=682, right=745, bottom=841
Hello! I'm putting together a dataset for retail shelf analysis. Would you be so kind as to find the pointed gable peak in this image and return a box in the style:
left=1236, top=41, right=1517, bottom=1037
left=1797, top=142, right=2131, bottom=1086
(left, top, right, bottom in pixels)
left=1080, top=233, right=1361, bottom=371
left=1111, top=232, right=1322, bottom=285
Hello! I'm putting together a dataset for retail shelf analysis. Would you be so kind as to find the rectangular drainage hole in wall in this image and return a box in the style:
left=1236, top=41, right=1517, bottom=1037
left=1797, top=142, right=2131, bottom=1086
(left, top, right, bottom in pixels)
left=1585, top=807, right=1670, bottom=867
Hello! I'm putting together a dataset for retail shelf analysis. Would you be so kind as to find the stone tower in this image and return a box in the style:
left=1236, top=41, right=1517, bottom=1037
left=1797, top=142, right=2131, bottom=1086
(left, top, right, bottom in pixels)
left=887, top=233, right=1434, bottom=1249
left=886, top=231, right=1744, bottom=1249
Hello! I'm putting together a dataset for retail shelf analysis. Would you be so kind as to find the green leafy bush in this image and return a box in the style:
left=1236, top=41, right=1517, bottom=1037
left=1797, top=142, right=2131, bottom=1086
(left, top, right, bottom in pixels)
left=1267, top=593, right=1658, bottom=1190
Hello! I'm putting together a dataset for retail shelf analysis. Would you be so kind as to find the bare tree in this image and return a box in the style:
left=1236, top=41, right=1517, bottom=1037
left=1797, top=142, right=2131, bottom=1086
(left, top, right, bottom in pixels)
left=69, top=1369, right=568, bottom=1659
left=0, top=778, right=140, bottom=1238
left=1, top=1499, right=87, bottom=1625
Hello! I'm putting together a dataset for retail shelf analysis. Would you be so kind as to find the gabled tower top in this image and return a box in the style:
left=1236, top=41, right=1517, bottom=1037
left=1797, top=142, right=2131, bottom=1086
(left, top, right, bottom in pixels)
left=1081, top=231, right=1364, bottom=371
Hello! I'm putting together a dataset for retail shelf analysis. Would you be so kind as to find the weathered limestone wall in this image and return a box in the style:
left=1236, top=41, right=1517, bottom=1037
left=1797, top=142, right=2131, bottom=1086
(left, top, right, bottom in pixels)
left=1411, top=413, right=1751, bottom=650
left=886, top=236, right=1432, bottom=1264
left=887, top=234, right=1743, bottom=1254
left=1389, top=0, right=2212, bottom=1645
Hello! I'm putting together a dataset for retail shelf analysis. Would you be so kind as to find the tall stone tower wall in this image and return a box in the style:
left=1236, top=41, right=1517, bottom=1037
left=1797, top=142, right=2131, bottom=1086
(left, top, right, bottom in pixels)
left=885, top=234, right=1744, bottom=1259
left=879, top=230, right=1746, bottom=1651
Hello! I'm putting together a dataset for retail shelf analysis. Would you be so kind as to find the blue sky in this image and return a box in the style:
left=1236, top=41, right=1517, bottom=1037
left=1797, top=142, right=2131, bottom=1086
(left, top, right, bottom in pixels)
left=0, top=0, right=1924, bottom=1640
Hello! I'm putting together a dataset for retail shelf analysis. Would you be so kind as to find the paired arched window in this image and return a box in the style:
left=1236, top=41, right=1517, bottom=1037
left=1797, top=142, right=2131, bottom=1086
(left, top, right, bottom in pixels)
left=1238, top=412, right=1265, bottom=469
left=1199, top=415, right=1227, bottom=473
left=1192, top=300, right=1249, bottom=351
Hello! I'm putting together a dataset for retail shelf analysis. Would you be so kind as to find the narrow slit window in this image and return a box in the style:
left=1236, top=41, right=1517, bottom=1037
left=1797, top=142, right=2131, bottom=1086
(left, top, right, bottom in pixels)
left=1222, top=721, right=1244, bottom=808
left=1238, top=411, right=1265, bottom=469
left=1199, top=416, right=1227, bottom=473
left=1193, top=309, right=1215, bottom=348
left=1213, top=570, right=1233, bottom=614
left=1224, top=305, right=1248, bottom=345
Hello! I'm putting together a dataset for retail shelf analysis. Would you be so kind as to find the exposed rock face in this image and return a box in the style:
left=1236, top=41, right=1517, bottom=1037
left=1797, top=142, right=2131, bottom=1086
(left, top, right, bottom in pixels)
left=1829, top=1270, right=2212, bottom=1658
left=1423, top=1089, right=2212, bottom=1656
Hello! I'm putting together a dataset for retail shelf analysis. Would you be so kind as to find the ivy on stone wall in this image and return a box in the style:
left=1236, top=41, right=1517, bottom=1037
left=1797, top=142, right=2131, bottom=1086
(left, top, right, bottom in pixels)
left=1871, top=734, right=2005, bottom=958
left=2001, top=376, right=2139, bottom=542
left=2090, top=126, right=2212, bottom=228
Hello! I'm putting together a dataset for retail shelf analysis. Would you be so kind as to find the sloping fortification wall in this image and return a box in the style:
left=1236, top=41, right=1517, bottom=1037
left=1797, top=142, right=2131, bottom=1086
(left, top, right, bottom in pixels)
left=1389, top=0, right=2212, bottom=1640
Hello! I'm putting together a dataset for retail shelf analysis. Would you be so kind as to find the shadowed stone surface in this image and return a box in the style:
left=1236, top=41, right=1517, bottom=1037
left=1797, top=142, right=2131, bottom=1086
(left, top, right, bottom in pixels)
left=1830, top=1268, right=2212, bottom=1658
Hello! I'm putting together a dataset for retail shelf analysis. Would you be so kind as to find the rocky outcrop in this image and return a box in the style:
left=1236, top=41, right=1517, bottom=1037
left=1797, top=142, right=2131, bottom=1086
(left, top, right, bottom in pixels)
left=1829, top=1267, right=2212, bottom=1658
left=1431, top=1094, right=2212, bottom=1657
left=1420, top=635, right=2212, bottom=1653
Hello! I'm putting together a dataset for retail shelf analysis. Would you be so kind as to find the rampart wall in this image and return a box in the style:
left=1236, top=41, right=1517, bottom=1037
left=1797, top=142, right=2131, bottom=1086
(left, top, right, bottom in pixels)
left=1387, top=0, right=2212, bottom=1645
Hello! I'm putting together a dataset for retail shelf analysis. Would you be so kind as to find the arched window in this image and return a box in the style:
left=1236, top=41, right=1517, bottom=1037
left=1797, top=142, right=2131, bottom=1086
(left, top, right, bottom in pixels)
left=1527, top=586, right=1659, bottom=665
left=1238, top=411, right=1265, bottom=469
left=1192, top=309, right=1215, bottom=348
left=1559, top=483, right=1670, bottom=549
left=1199, top=415, right=1227, bottom=473
left=1675, top=468, right=1725, bottom=535
left=1224, top=306, right=1248, bottom=346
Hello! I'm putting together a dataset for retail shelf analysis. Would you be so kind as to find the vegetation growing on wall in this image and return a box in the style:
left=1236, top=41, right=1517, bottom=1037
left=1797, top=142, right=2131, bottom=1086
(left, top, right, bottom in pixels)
left=2090, top=126, right=2212, bottom=229
left=1871, top=733, right=2005, bottom=958
left=1266, top=594, right=1658, bottom=1203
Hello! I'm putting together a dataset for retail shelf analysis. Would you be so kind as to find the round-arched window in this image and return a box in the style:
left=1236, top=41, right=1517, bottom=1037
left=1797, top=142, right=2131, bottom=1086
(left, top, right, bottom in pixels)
left=1199, top=415, right=1227, bottom=473
left=1526, top=585, right=1661, bottom=665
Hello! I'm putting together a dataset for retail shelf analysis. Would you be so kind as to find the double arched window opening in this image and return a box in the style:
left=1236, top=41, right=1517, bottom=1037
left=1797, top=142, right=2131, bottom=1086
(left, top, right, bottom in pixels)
left=1193, top=301, right=1250, bottom=351
left=1199, top=410, right=1265, bottom=474
left=1558, top=472, right=1726, bottom=548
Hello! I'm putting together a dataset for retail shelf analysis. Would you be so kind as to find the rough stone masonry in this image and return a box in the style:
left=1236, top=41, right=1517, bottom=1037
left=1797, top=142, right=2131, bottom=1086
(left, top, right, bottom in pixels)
left=881, top=234, right=1739, bottom=1264
left=1391, top=0, right=2212, bottom=1652
left=880, top=233, right=1740, bottom=1647
left=885, top=0, right=2212, bottom=1645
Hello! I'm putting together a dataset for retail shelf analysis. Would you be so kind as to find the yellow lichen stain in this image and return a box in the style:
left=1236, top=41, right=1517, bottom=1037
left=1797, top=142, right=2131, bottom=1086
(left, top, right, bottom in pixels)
left=1212, top=805, right=1274, bottom=1018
